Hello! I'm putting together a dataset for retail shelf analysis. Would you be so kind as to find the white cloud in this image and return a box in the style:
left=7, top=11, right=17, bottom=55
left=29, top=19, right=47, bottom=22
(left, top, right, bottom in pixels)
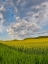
left=0, top=5, right=5, bottom=11
left=26, top=1, right=48, bottom=26
left=0, top=24, right=3, bottom=33
left=0, top=13, right=5, bottom=23
left=0, top=13, right=3, bottom=19
left=0, top=0, right=48, bottom=40
left=7, top=19, right=41, bottom=39
left=0, top=13, right=5, bottom=33
left=0, top=23, right=6, bottom=33
left=16, top=16, right=20, bottom=21
left=37, top=31, right=48, bottom=34
left=16, top=0, right=21, bottom=4
left=7, top=1, right=48, bottom=40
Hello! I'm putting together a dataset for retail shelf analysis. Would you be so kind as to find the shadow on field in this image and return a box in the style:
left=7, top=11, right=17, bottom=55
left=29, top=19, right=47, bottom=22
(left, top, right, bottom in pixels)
left=0, top=56, right=3, bottom=64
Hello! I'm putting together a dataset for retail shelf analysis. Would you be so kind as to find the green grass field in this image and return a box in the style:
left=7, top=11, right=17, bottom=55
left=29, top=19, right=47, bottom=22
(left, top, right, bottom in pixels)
left=0, top=36, right=48, bottom=64
left=0, top=43, right=48, bottom=64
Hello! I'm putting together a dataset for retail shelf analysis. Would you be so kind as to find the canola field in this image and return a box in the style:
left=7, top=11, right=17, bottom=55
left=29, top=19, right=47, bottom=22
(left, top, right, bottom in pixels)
left=1, top=37, right=48, bottom=48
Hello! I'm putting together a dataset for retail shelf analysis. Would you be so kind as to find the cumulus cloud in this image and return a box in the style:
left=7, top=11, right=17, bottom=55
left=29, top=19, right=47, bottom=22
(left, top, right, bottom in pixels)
left=0, top=0, right=48, bottom=40
left=0, top=13, right=6, bottom=33
left=16, top=0, right=21, bottom=4
left=0, top=24, right=3, bottom=33
left=26, top=1, right=48, bottom=26
left=7, top=19, right=41, bottom=39
left=37, top=31, right=48, bottom=34
left=0, top=13, right=5, bottom=23
left=0, top=23, right=6, bottom=33
left=6, top=0, right=48, bottom=39
left=0, top=5, right=5, bottom=11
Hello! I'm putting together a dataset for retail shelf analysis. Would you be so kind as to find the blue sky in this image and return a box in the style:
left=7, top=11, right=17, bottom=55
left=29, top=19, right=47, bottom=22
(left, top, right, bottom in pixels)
left=0, top=0, right=48, bottom=40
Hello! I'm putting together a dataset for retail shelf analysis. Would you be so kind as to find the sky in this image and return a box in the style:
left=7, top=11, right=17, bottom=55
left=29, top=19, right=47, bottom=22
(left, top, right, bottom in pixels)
left=0, top=0, right=48, bottom=40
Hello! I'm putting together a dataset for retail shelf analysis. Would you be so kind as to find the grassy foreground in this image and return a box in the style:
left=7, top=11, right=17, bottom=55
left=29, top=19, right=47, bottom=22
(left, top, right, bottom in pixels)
left=0, top=43, right=48, bottom=64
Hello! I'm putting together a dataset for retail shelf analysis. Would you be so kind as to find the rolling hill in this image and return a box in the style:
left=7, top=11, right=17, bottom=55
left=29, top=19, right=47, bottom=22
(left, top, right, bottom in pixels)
left=0, top=36, right=48, bottom=48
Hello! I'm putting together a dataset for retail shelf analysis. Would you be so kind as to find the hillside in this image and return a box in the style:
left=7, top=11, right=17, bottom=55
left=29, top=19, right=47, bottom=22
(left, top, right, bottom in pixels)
left=0, top=36, right=48, bottom=48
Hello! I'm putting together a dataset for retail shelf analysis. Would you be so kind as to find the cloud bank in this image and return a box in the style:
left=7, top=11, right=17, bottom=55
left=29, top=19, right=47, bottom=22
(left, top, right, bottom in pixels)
left=0, top=0, right=48, bottom=40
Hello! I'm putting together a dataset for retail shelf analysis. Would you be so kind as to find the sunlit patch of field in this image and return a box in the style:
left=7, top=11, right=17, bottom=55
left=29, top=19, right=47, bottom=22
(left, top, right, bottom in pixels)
left=1, top=37, right=48, bottom=48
